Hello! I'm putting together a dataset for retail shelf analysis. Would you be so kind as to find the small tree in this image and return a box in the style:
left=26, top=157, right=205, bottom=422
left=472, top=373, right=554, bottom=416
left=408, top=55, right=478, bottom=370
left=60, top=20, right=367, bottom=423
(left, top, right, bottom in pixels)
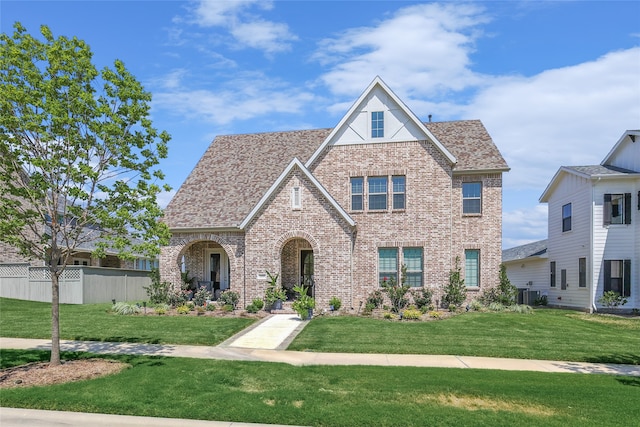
left=381, top=264, right=410, bottom=313
left=144, top=268, right=171, bottom=305
left=442, top=256, right=467, bottom=309
left=481, top=264, right=518, bottom=306
left=0, top=23, right=171, bottom=365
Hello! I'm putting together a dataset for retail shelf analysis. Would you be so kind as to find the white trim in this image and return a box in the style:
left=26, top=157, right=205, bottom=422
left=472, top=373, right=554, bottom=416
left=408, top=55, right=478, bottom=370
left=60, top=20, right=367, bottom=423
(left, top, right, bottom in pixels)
left=205, top=249, right=229, bottom=290
left=291, top=186, right=301, bottom=210
left=239, top=158, right=356, bottom=229
left=601, top=130, right=640, bottom=166
left=305, top=76, right=457, bottom=168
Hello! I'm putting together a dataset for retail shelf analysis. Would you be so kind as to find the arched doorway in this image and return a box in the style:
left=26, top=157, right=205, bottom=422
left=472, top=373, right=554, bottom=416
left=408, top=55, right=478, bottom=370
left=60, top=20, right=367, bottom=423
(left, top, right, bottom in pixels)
left=281, top=237, right=314, bottom=299
left=179, top=240, right=231, bottom=299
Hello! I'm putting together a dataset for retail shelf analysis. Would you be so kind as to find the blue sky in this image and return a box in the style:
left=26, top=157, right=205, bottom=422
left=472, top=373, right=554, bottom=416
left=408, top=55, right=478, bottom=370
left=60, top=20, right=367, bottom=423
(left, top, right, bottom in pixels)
left=2, top=1, right=639, bottom=249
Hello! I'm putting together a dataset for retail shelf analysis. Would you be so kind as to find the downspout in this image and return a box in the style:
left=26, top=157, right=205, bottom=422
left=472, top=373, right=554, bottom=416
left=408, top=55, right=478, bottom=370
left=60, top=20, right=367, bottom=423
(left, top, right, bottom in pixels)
left=590, top=179, right=599, bottom=313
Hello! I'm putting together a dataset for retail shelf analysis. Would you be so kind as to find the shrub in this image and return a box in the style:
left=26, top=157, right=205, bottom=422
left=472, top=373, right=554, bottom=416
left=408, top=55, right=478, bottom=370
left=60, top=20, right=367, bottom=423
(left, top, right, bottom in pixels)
left=443, top=256, right=467, bottom=308
left=245, top=304, right=258, bottom=313
left=480, top=264, right=518, bottom=306
left=383, top=312, right=396, bottom=320
left=382, top=276, right=410, bottom=313
left=402, top=307, right=422, bottom=320
left=412, top=287, right=433, bottom=310
left=205, top=302, right=216, bottom=312
left=487, top=302, right=505, bottom=312
left=363, top=302, right=375, bottom=314
left=366, top=290, right=384, bottom=309
left=329, top=296, right=342, bottom=311
left=176, top=305, right=190, bottom=314
left=112, top=302, right=140, bottom=315
left=598, top=290, right=628, bottom=308
left=195, top=305, right=206, bottom=314
left=507, top=304, right=533, bottom=314
left=222, top=304, right=234, bottom=312
left=469, top=299, right=483, bottom=311
left=193, top=285, right=212, bottom=307
left=428, top=311, right=442, bottom=319
left=219, top=290, right=240, bottom=310
left=154, top=304, right=169, bottom=315
left=292, top=284, right=316, bottom=320
left=186, top=302, right=195, bottom=311
left=252, top=298, right=265, bottom=310
left=533, top=295, right=548, bottom=306
left=168, top=288, right=190, bottom=307
left=143, top=268, right=171, bottom=305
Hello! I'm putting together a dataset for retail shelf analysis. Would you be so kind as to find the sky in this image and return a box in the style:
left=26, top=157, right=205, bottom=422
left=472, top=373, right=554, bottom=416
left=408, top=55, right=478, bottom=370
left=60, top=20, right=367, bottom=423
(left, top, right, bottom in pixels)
left=2, top=0, right=639, bottom=249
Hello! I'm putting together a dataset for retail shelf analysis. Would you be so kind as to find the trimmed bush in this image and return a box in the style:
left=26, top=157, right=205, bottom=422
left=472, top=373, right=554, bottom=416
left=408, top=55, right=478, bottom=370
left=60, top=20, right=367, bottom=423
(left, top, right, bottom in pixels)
left=112, top=302, right=141, bottom=315
left=329, top=296, right=342, bottom=311
left=402, top=307, right=422, bottom=320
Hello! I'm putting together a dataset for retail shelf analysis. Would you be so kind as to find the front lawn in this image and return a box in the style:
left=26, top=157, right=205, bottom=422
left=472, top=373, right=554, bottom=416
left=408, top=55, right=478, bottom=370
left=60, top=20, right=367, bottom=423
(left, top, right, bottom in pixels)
left=1, top=349, right=638, bottom=427
left=0, top=298, right=254, bottom=346
left=289, top=309, right=640, bottom=364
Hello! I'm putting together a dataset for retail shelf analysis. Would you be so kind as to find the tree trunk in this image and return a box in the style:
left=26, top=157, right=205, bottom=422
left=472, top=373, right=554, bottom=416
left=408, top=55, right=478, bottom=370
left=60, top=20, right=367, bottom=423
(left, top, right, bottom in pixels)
left=50, top=272, right=61, bottom=366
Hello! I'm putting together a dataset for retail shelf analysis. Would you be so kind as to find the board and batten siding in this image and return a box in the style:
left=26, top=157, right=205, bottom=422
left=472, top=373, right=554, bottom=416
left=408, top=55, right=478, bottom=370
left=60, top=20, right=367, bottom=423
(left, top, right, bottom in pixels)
left=592, top=178, right=639, bottom=309
left=546, top=172, right=592, bottom=310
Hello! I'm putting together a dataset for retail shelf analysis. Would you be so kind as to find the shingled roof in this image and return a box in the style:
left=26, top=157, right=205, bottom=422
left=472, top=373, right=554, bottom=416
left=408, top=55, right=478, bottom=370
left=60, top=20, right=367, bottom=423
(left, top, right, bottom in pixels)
left=164, top=120, right=508, bottom=230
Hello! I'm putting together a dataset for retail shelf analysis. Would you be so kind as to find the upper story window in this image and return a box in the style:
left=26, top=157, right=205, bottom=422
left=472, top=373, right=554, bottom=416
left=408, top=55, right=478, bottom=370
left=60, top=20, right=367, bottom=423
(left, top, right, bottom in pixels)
left=604, top=193, right=631, bottom=225
left=351, top=177, right=363, bottom=211
left=462, top=182, right=482, bottom=214
left=562, top=203, right=572, bottom=232
left=368, top=176, right=387, bottom=210
left=392, top=176, right=405, bottom=210
left=371, top=111, right=384, bottom=138
left=291, top=186, right=301, bottom=210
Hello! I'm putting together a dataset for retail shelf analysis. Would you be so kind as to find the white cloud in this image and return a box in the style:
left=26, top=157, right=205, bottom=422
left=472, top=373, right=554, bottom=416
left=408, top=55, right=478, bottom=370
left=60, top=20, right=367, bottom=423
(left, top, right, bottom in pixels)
left=313, top=3, right=490, bottom=99
left=468, top=48, right=640, bottom=191
left=154, top=74, right=316, bottom=126
left=188, top=0, right=296, bottom=54
left=502, top=204, right=548, bottom=249
left=157, top=189, right=177, bottom=209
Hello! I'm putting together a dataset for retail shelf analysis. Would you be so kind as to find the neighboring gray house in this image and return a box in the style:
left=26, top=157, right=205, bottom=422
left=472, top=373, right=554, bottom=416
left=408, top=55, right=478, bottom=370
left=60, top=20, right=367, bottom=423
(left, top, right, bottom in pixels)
left=160, top=77, right=510, bottom=310
left=504, top=130, right=640, bottom=312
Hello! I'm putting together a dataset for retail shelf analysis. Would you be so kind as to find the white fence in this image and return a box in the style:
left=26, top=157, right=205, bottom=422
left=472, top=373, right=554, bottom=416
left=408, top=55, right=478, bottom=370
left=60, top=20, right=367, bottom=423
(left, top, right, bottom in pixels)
left=0, top=263, right=151, bottom=304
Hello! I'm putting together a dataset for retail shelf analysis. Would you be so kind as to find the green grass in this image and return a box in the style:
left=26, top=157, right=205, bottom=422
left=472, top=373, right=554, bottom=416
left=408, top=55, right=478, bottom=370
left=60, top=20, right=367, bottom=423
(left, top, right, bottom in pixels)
left=288, top=310, right=640, bottom=364
left=1, top=349, right=638, bottom=427
left=0, top=298, right=254, bottom=346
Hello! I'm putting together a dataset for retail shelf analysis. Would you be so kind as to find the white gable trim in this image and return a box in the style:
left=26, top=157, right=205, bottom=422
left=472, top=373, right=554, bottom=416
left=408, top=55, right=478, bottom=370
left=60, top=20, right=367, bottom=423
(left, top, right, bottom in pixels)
left=305, top=76, right=456, bottom=168
left=239, top=158, right=356, bottom=229
left=601, top=129, right=640, bottom=166
left=539, top=167, right=588, bottom=203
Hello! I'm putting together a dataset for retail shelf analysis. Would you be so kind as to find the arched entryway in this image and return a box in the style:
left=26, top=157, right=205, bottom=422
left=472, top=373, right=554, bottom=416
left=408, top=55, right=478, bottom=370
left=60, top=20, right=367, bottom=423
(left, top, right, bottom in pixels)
left=280, top=237, right=314, bottom=299
left=178, top=240, right=232, bottom=299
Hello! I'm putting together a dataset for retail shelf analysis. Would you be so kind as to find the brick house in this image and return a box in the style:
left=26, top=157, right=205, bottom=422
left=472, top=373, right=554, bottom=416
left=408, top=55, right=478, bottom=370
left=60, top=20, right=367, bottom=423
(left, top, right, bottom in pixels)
left=160, top=77, right=509, bottom=310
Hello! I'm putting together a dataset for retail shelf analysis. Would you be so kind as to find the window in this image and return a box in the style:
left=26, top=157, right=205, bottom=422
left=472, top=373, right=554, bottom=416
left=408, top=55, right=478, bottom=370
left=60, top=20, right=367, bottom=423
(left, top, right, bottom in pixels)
left=579, top=258, right=586, bottom=287
left=371, top=111, right=384, bottom=138
left=135, top=258, right=158, bottom=271
left=562, top=203, right=572, bottom=232
left=604, top=260, right=631, bottom=297
left=550, top=261, right=556, bottom=287
left=368, top=176, right=387, bottom=210
left=604, top=193, right=631, bottom=225
left=462, top=182, right=482, bottom=214
left=392, top=176, right=405, bottom=209
left=351, top=177, right=363, bottom=211
left=464, top=249, right=479, bottom=287
left=73, top=259, right=89, bottom=266
left=291, top=187, right=301, bottom=209
left=403, top=247, right=423, bottom=287
left=561, top=269, right=567, bottom=290
left=378, top=248, right=398, bottom=284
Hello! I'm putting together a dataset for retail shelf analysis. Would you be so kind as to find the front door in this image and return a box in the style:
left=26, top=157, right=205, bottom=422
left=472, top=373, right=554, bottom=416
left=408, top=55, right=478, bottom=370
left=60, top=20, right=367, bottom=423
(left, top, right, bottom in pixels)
left=210, top=253, right=221, bottom=291
left=300, top=250, right=314, bottom=297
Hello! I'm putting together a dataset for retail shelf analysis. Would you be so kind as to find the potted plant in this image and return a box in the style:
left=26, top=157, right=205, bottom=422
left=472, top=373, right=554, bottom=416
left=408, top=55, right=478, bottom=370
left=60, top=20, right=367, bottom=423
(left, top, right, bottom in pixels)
left=292, top=284, right=316, bottom=320
left=264, top=271, right=287, bottom=311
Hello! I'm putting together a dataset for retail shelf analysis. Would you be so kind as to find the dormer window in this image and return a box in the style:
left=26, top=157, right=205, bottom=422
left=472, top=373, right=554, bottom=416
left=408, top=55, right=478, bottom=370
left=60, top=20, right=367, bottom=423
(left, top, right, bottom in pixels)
left=371, top=111, right=384, bottom=138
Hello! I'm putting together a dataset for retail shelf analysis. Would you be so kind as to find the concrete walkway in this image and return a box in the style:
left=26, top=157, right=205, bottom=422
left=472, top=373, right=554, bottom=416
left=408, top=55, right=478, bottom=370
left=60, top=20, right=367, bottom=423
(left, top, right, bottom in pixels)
left=2, top=314, right=639, bottom=426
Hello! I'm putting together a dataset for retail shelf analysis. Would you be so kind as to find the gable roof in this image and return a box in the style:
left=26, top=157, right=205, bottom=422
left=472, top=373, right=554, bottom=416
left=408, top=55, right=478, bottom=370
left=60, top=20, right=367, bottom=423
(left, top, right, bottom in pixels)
left=306, top=76, right=457, bottom=168
left=601, top=129, right=640, bottom=167
left=164, top=129, right=330, bottom=230
left=239, top=158, right=355, bottom=229
left=502, top=239, right=548, bottom=263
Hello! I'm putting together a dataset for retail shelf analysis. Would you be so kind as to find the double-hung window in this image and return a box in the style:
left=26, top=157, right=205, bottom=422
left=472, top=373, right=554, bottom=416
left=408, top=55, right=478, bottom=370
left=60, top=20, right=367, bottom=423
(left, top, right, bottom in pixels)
left=604, top=193, right=631, bottom=225
left=562, top=203, right=572, bottom=232
left=403, top=247, right=423, bottom=287
left=378, top=248, right=398, bottom=284
left=604, top=260, right=631, bottom=297
left=368, top=176, right=387, bottom=210
left=462, top=182, right=482, bottom=214
left=392, top=176, right=405, bottom=209
left=371, top=111, right=384, bottom=138
left=464, top=249, right=480, bottom=287
left=351, top=177, right=363, bottom=211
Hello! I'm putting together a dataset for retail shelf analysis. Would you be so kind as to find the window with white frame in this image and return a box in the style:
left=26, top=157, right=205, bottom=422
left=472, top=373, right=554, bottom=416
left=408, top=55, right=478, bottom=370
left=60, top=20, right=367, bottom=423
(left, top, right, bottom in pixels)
left=604, top=259, right=631, bottom=297
left=462, top=182, right=482, bottom=214
left=392, top=175, right=405, bottom=210
left=371, top=111, right=384, bottom=138
left=351, top=177, right=363, bottom=211
left=368, top=176, right=387, bottom=210
left=464, top=249, right=479, bottom=287
left=291, top=186, right=301, bottom=210
left=378, top=248, right=398, bottom=284
left=604, top=193, right=631, bottom=225
left=403, top=247, right=423, bottom=287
